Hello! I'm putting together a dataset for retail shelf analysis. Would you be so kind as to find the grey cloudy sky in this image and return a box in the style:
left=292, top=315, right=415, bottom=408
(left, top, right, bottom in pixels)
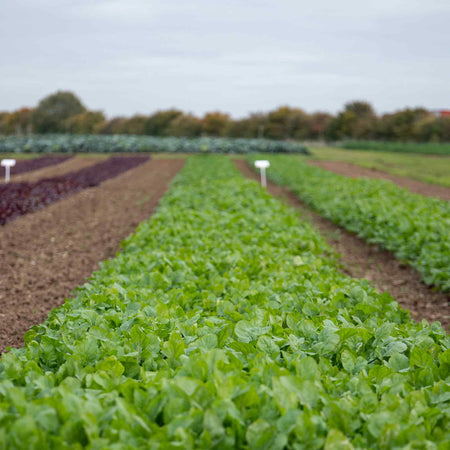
left=1, top=0, right=449, bottom=117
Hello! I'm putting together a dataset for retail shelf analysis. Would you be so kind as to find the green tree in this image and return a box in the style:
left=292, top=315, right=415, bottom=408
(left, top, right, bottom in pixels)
left=64, top=111, right=105, bottom=134
left=325, top=100, right=376, bottom=140
left=8, top=108, right=33, bottom=135
left=377, top=108, right=429, bottom=141
left=94, top=117, right=128, bottom=135
left=225, top=113, right=268, bottom=138
left=0, top=112, right=13, bottom=135
left=344, top=100, right=375, bottom=118
left=32, top=91, right=86, bottom=133
left=166, top=114, right=203, bottom=137
left=308, top=112, right=333, bottom=140
left=202, top=111, right=231, bottom=136
left=121, top=115, right=148, bottom=135
left=144, top=109, right=183, bottom=136
left=264, top=107, right=310, bottom=140
left=414, top=115, right=450, bottom=142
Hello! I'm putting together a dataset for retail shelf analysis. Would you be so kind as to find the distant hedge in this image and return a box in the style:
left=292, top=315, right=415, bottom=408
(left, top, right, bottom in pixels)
left=0, top=135, right=309, bottom=154
left=337, top=140, right=450, bottom=155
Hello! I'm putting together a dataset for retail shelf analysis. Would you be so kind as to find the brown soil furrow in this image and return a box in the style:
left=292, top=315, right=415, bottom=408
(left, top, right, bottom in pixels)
left=8, top=156, right=108, bottom=183
left=308, top=160, right=450, bottom=201
left=0, top=159, right=184, bottom=352
left=234, top=159, right=449, bottom=330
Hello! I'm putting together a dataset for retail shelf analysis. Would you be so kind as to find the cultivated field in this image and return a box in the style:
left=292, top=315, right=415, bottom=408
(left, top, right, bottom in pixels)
left=309, top=146, right=450, bottom=190
left=0, top=140, right=448, bottom=448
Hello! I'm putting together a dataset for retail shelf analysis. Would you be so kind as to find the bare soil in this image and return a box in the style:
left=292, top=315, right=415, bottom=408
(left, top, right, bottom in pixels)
left=0, top=159, right=184, bottom=352
left=234, top=160, right=449, bottom=330
left=308, top=160, right=450, bottom=201
left=9, top=156, right=107, bottom=183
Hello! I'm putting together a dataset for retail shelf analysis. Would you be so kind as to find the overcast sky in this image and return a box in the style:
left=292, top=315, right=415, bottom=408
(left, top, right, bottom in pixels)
left=1, top=0, right=449, bottom=118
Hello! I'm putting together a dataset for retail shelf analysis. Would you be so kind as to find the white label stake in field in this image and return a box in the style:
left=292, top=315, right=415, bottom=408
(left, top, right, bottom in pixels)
left=254, top=160, right=270, bottom=188
left=1, top=159, right=16, bottom=183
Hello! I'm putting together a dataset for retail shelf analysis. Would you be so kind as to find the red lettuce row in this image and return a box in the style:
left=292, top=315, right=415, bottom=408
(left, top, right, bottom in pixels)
left=0, top=156, right=149, bottom=225
left=1, top=155, right=72, bottom=177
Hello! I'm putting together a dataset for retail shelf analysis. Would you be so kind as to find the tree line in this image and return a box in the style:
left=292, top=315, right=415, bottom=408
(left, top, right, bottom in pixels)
left=1, top=91, right=449, bottom=142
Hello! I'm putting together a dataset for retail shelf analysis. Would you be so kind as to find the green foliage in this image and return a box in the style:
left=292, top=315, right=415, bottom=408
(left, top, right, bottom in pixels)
left=308, top=146, right=450, bottom=188
left=63, top=111, right=105, bottom=134
left=265, top=106, right=310, bottom=140
left=144, top=109, right=184, bottom=136
left=31, top=91, right=86, bottom=134
left=0, top=135, right=309, bottom=154
left=202, top=112, right=231, bottom=137
left=253, top=155, right=450, bottom=291
left=338, top=140, right=450, bottom=155
left=325, top=101, right=376, bottom=140
left=0, top=156, right=449, bottom=448
left=166, top=114, right=203, bottom=137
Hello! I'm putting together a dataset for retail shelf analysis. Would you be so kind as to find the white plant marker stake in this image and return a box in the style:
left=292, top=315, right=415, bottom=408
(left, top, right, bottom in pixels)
left=254, top=160, right=270, bottom=188
left=1, top=159, right=16, bottom=183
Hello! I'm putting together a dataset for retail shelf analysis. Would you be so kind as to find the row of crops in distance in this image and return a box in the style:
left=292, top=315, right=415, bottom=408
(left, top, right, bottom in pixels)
left=0, top=156, right=148, bottom=225
left=0, top=135, right=309, bottom=154
left=0, top=155, right=72, bottom=175
left=1, top=156, right=448, bottom=448
left=249, top=155, right=450, bottom=292
left=337, top=141, right=450, bottom=155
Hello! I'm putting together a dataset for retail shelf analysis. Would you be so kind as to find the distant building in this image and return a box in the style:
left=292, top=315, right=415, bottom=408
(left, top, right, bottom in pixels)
left=432, top=109, right=450, bottom=117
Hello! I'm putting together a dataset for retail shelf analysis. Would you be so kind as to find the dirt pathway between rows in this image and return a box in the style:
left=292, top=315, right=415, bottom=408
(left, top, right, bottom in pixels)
left=308, top=160, right=450, bottom=201
left=234, top=160, right=449, bottom=331
left=8, top=156, right=108, bottom=183
left=0, top=159, right=184, bottom=352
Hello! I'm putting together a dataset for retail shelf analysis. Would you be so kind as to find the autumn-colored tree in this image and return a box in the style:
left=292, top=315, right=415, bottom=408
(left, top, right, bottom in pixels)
left=166, top=114, right=203, bottom=137
left=94, top=117, right=128, bottom=135
left=224, top=113, right=268, bottom=138
left=120, top=115, right=148, bottom=135
left=377, top=108, right=429, bottom=141
left=325, top=101, right=376, bottom=140
left=308, top=112, right=333, bottom=140
left=202, top=112, right=231, bottom=137
left=0, top=112, right=13, bottom=135
left=8, top=108, right=33, bottom=135
left=344, top=101, right=375, bottom=118
left=144, top=110, right=183, bottom=136
left=32, top=91, right=86, bottom=133
left=64, top=111, right=105, bottom=134
left=264, top=107, right=310, bottom=140
left=440, top=117, right=450, bottom=142
left=413, top=115, right=450, bottom=142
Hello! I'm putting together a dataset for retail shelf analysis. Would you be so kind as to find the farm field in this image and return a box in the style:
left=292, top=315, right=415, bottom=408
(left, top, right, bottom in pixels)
left=308, top=146, right=450, bottom=190
left=0, top=155, right=72, bottom=179
left=0, top=156, right=148, bottom=225
left=251, top=155, right=450, bottom=292
left=0, top=156, right=449, bottom=448
left=337, top=141, right=450, bottom=156
left=3, top=156, right=107, bottom=183
left=0, top=151, right=449, bottom=448
left=0, top=157, right=184, bottom=351
left=235, top=160, right=450, bottom=330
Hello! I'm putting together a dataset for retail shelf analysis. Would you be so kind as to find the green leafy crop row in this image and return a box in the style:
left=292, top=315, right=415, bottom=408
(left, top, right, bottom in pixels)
left=0, top=135, right=308, bottom=155
left=0, top=157, right=449, bottom=449
left=250, top=155, right=450, bottom=292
